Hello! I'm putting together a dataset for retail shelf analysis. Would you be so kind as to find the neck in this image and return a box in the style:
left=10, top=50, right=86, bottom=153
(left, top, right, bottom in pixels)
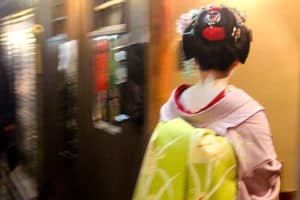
left=178, top=67, right=232, bottom=113
left=200, top=69, right=229, bottom=80
left=179, top=71, right=229, bottom=113
left=198, top=71, right=229, bottom=90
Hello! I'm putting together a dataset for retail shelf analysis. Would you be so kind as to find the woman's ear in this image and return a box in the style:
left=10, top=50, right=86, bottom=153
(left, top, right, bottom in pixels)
left=231, top=60, right=240, bottom=67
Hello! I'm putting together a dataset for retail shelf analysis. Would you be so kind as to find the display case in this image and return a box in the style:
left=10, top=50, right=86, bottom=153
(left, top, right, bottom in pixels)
left=90, top=0, right=128, bottom=37
left=51, top=0, right=67, bottom=36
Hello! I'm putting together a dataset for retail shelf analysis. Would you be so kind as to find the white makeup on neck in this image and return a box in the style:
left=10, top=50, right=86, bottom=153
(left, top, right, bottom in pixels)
left=180, top=73, right=229, bottom=113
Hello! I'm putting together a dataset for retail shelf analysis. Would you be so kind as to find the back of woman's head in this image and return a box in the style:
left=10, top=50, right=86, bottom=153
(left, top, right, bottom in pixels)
left=181, top=5, right=252, bottom=72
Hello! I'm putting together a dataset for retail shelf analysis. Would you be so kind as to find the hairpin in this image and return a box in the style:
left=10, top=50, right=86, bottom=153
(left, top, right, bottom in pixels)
left=232, top=26, right=241, bottom=41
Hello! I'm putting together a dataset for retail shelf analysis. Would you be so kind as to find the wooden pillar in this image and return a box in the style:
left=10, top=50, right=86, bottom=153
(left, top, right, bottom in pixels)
left=147, top=0, right=176, bottom=132
left=66, top=0, right=81, bottom=39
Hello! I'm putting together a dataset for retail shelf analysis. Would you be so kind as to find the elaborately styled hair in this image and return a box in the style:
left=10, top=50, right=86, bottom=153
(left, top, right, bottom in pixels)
left=181, top=5, right=252, bottom=71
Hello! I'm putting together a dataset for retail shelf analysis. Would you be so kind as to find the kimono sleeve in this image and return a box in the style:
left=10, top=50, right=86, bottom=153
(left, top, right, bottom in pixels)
left=227, top=111, right=281, bottom=199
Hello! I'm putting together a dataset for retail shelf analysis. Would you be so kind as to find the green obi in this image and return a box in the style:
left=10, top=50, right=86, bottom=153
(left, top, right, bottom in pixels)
left=133, top=118, right=237, bottom=200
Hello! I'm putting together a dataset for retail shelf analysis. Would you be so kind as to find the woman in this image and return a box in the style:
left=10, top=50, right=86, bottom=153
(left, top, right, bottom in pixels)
left=160, top=5, right=281, bottom=199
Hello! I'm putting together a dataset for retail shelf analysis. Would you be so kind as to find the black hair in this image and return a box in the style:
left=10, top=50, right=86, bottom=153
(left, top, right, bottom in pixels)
left=182, top=6, right=252, bottom=72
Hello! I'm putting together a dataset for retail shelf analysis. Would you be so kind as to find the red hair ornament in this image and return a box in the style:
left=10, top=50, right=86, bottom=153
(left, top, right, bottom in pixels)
left=202, top=26, right=225, bottom=41
left=208, top=6, right=221, bottom=12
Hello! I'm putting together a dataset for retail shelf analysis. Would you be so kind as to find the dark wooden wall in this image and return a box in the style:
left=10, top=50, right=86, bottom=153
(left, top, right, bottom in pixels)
left=76, top=0, right=148, bottom=199
left=38, top=0, right=149, bottom=199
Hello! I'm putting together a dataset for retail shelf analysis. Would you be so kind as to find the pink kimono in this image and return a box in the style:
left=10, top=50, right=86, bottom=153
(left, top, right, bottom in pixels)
left=160, top=85, right=281, bottom=200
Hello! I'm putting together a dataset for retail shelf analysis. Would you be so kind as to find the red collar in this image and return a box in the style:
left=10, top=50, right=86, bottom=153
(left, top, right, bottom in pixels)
left=174, top=84, right=225, bottom=114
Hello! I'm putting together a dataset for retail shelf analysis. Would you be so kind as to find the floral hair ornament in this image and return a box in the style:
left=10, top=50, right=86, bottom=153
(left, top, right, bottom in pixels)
left=229, top=8, right=246, bottom=42
left=176, top=5, right=226, bottom=41
left=176, top=4, right=217, bottom=35
left=176, top=9, right=200, bottom=35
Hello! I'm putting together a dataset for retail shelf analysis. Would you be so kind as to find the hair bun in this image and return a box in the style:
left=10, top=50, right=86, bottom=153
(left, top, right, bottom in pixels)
left=182, top=5, right=252, bottom=64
